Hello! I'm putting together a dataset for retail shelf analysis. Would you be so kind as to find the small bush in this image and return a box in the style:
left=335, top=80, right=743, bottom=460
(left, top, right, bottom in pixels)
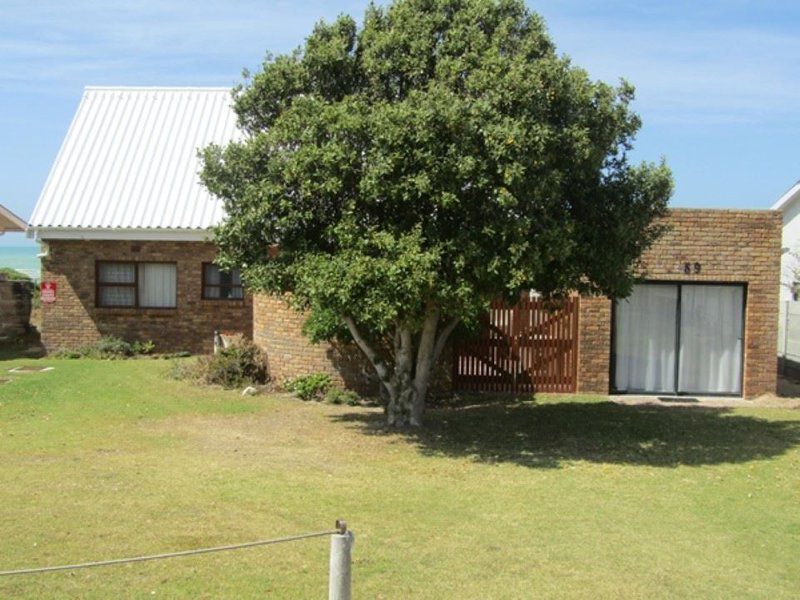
left=57, top=336, right=156, bottom=359
left=94, top=336, right=135, bottom=357
left=196, top=339, right=268, bottom=389
left=167, top=359, right=198, bottom=381
left=132, top=340, right=156, bottom=355
left=286, top=373, right=331, bottom=401
left=324, top=388, right=360, bottom=406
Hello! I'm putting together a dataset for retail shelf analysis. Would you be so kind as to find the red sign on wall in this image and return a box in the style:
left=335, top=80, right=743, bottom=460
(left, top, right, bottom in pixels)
left=41, top=281, right=57, bottom=303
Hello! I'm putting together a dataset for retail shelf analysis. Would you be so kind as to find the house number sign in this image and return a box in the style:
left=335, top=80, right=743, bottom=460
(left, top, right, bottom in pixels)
left=682, top=262, right=702, bottom=275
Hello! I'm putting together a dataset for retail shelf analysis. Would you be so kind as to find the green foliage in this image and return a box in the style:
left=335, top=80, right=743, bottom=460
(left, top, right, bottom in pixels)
left=58, top=336, right=156, bottom=360
left=0, top=267, right=31, bottom=281
left=324, top=388, right=360, bottom=406
left=195, top=340, right=269, bottom=389
left=132, top=340, right=156, bottom=355
left=285, top=373, right=332, bottom=401
left=200, top=0, right=673, bottom=392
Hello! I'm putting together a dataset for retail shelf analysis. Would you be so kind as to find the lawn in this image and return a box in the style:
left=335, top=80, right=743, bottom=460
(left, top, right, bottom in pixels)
left=0, top=357, right=799, bottom=599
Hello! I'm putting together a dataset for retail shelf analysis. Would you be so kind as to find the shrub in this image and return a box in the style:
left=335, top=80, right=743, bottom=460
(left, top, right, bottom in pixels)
left=132, top=340, right=156, bottom=355
left=0, top=267, right=31, bottom=281
left=94, top=336, right=135, bottom=357
left=285, top=373, right=331, bottom=401
left=57, top=336, right=156, bottom=359
left=324, top=388, right=360, bottom=406
left=196, top=339, right=268, bottom=389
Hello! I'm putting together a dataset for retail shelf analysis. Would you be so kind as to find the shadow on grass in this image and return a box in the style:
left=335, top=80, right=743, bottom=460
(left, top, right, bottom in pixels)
left=330, top=399, right=800, bottom=468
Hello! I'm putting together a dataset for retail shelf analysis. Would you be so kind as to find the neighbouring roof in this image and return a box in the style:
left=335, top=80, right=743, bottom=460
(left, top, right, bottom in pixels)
left=772, top=180, right=800, bottom=212
left=0, top=204, right=26, bottom=234
left=29, top=87, right=242, bottom=240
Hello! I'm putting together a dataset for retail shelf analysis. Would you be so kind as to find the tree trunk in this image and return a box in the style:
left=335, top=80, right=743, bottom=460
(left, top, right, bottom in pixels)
left=344, top=312, right=459, bottom=428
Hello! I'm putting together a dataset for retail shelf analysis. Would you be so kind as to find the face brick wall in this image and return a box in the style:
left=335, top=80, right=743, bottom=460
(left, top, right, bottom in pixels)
left=577, top=209, right=781, bottom=397
left=253, top=294, right=378, bottom=394
left=40, top=240, right=252, bottom=353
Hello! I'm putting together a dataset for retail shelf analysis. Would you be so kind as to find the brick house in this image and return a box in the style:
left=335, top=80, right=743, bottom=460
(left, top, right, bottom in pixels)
left=29, top=87, right=780, bottom=397
left=28, top=87, right=252, bottom=354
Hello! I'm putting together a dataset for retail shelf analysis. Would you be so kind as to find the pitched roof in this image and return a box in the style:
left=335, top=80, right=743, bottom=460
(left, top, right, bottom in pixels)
left=772, top=179, right=800, bottom=212
left=0, top=204, right=26, bottom=233
left=29, top=87, right=242, bottom=240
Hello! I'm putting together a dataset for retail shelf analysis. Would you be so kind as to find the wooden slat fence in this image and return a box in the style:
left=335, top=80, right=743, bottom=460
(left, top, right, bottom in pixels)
left=452, top=296, right=579, bottom=394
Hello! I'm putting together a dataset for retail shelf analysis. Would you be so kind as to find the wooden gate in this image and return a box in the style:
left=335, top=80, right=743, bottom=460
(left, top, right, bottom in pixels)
left=452, top=296, right=579, bottom=394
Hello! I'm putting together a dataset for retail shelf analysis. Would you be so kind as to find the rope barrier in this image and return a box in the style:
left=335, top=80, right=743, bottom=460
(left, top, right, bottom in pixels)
left=0, top=529, right=341, bottom=577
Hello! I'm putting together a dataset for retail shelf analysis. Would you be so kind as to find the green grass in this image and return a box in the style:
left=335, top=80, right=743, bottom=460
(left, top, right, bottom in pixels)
left=1, top=357, right=799, bottom=598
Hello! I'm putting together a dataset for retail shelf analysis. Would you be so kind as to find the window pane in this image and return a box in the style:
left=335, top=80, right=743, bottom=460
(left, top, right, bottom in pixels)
left=204, top=263, right=221, bottom=285
left=203, top=263, right=243, bottom=299
left=678, top=285, right=743, bottom=394
left=99, top=262, right=135, bottom=283
left=100, top=286, right=136, bottom=307
left=614, top=284, right=678, bottom=393
left=224, top=286, right=244, bottom=300
left=139, top=263, right=176, bottom=308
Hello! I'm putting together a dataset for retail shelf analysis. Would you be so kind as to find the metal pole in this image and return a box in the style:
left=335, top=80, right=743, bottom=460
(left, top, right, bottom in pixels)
left=329, top=520, right=353, bottom=600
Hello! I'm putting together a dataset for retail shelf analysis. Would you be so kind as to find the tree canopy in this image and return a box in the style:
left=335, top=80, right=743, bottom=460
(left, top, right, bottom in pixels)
left=201, top=0, right=673, bottom=426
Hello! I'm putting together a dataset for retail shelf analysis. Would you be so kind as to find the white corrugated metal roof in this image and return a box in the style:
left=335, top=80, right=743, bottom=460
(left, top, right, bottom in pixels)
left=772, top=179, right=800, bottom=212
left=29, top=87, right=242, bottom=237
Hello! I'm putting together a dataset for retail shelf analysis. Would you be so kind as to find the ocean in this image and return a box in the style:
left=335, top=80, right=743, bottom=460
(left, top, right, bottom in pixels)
left=0, top=245, right=40, bottom=280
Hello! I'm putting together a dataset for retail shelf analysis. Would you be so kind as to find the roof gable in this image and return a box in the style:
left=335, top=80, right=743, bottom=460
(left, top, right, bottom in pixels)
left=772, top=180, right=800, bottom=212
left=0, top=204, right=26, bottom=233
left=29, top=87, right=242, bottom=236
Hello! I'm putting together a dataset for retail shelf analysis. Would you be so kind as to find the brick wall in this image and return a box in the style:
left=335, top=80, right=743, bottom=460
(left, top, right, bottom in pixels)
left=0, top=280, right=32, bottom=338
left=577, top=209, right=781, bottom=397
left=40, top=240, right=252, bottom=353
left=253, top=294, right=378, bottom=394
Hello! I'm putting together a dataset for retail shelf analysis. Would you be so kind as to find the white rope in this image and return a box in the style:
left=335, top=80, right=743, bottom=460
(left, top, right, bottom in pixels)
left=0, top=530, right=338, bottom=576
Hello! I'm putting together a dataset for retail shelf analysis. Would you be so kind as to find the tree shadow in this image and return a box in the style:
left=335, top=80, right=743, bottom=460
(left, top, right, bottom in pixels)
left=330, top=399, right=800, bottom=468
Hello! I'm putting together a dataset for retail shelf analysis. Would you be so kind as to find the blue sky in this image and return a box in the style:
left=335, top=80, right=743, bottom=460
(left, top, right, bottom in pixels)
left=2, top=0, right=799, bottom=246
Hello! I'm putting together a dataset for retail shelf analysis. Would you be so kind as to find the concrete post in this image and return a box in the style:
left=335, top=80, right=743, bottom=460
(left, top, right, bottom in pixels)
left=329, top=521, right=353, bottom=600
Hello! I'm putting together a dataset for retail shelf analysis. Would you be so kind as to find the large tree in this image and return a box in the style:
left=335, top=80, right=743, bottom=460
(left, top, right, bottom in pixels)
left=201, top=0, right=672, bottom=427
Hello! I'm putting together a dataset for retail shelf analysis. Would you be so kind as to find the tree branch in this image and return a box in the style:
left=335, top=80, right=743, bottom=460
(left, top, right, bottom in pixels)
left=344, top=316, right=391, bottom=386
left=432, top=317, right=459, bottom=365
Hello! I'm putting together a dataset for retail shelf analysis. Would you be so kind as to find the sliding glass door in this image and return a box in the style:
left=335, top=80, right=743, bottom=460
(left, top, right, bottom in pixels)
left=613, top=283, right=744, bottom=395
left=614, top=284, right=678, bottom=393
left=678, top=285, right=743, bottom=394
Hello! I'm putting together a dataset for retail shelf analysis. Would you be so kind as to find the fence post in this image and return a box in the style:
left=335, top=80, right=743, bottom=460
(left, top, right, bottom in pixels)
left=329, top=520, right=353, bottom=600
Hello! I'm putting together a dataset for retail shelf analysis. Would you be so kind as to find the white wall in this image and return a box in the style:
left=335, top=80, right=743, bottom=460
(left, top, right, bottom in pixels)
left=779, top=198, right=800, bottom=303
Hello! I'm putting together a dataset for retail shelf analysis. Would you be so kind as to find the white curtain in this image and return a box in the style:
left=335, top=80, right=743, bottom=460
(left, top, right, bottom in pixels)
left=98, top=263, right=135, bottom=306
left=678, top=285, right=743, bottom=394
left=614, top=284, right=678, bottom=393
left=138, top=263, right=176, bottom=308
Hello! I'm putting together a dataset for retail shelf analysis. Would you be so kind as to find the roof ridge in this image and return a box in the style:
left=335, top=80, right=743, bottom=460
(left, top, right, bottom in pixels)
left=84, top=86, right=232, bottom=92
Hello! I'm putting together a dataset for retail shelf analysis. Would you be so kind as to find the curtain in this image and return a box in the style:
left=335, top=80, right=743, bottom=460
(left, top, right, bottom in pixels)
left=614, top=284, right=678, bottom=393
left=204, top=264, right=243, bottom=299
left=138, top=263, right=176, bottom=308
left=204, top=264, right=220, bottom=298
left=98, top=263, right=135, bottom=306
left=678, top=285, right=743, bottom=394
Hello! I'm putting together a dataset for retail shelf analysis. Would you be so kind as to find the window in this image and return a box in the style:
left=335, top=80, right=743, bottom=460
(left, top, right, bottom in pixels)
left=202, top=263, right=244, bottom=300
left=96, top=261, right=177, bottom=308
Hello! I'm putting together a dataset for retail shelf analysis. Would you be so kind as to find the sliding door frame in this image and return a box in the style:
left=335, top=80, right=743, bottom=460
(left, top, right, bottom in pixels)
left=610, top=280, right=747, bottom=397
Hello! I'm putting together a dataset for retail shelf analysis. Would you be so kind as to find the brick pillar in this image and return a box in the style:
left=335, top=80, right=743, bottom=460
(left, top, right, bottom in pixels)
left=577, top=295, right=612, bottom=394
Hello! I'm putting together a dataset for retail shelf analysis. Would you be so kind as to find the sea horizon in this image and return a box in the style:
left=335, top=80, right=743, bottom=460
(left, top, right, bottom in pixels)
left=0, top=244, right=40, bottom=280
